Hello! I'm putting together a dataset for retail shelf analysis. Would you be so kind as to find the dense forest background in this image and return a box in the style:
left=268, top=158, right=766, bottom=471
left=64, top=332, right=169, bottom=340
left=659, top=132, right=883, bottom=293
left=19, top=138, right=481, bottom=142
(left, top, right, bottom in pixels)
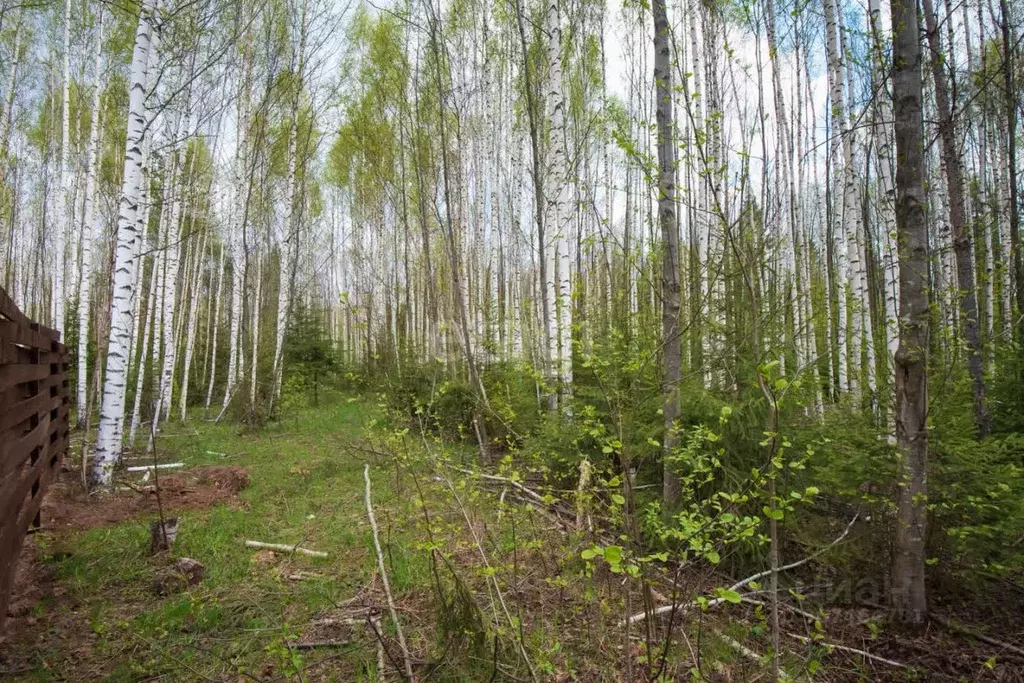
left=1, top=0, right=1023, bottom=676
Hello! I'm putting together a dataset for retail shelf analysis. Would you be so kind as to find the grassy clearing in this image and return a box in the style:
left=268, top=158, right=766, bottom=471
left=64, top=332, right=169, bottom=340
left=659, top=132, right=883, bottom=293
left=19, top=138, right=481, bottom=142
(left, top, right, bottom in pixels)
left=15, top=398, right=410, bottom=681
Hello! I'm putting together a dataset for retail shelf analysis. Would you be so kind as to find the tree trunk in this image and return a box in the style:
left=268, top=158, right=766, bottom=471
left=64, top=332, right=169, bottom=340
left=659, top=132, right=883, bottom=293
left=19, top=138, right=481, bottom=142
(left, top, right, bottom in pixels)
left=868, top=0, right=900, bottom=438
left=129, top=253, right=158, bottom=448
left=205, top=243, right=225, bottom=412
left=998, top=0, right=1022, bottom=329
left=54, top=0, right=71, bottom=338
left=890, top=0, right=929, bottom=626
left=545, top=0, right=572, bottom=407
left=923, top=0, right=991, bottom=437
left=652, top=0, right=681, bottom=507
left=92, top=0, right=160, bottom=487
left=76, top=12, right=104, bottom=425
left=823, top=0, right=850, bottom=396
left=270, top=0, right=308, bottom=414
left=513, top=0, right=555, bottom=409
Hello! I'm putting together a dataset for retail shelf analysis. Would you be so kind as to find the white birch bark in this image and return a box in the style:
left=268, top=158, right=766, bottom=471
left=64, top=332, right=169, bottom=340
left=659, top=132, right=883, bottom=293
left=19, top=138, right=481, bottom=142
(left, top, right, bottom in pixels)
left=545, top=0, right=572, bottom=401
left=155, top=135, right=185, bottom=425
left=129, top=251, right=158, bottom=448
left=223, top=56, right=252, bottom=412
left=765, top=0, right=804, bottom=381
left=250, top=249, right=262, bottom=405
left=823, top=0, right=849, bottom=395
left=205, top=242, right=226, bottom=411
left=54, top=0, right=72, bottom=337
left=996, top=123, right=1013, bottom=339
left=793, top=26, right=823, bottom=415
left=0, top=17, right=23, bottom=164
left=92, top=0, right=160, bottom=486
left=271, top=3, right=307, bottom=411
left=76, top=11, right=103, bottom=424
left=179, top=220, right=207, bottom=420
left=868, top=0, right=899, bottom=430
left=686, top=0, right=710, bottom=389
left=837, top=8, right=869, bottom=398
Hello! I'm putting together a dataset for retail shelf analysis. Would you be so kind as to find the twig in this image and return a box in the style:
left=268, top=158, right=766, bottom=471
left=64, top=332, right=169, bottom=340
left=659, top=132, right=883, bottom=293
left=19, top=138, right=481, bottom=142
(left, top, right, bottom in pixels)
left=312, top=615, right=372, bottom=627
left=711, top=628, right=774, bottom=671
left=740, top=597, right=821, bottom=623
left=289, top=640, right=353, bottom=650
left=365, top=464, right=415, bottom=682
left=243, top=540, right=328, bottom=558
left=149, top=411, right=170, bottom=553
left=933, top=615, right=1024, bottom=658
left=786, top=632, right=910, bottom=669
left=433, top=465, right=539, bottom=681
left=444, top=463, right=547, bottom=506
left=619, top=514, right=859, bottom=627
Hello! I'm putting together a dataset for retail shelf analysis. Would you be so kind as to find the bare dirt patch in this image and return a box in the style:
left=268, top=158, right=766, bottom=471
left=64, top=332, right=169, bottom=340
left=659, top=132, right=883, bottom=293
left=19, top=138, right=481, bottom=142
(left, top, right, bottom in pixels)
left=42, top=465, right=250, bottom=532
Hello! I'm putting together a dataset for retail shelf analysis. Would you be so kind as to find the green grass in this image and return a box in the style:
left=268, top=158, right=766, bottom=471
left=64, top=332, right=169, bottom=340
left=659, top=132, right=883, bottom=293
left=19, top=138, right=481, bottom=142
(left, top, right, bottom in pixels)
left=17, top=397, right=414, bottom=682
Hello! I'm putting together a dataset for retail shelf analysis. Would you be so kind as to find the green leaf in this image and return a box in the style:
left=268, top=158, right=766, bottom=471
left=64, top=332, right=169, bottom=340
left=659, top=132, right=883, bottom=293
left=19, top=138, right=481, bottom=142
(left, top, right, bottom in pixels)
left=714, top=588, right=742, bottom=604
left=611, top=494, right=626, bottom=505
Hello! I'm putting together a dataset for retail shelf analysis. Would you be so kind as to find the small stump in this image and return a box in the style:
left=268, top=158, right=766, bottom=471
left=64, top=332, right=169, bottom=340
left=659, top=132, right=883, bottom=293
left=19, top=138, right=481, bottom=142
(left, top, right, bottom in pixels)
left=153, top=557, right=206, bottom=596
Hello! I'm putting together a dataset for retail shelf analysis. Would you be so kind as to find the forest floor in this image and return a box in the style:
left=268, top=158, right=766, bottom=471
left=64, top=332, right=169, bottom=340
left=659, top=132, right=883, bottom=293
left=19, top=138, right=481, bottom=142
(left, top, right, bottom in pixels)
left=1, top=396, right=1021, bottom=682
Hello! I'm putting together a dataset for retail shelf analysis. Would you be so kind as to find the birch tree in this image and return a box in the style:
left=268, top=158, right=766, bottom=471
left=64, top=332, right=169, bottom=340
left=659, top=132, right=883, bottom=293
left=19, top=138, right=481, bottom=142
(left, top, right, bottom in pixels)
left=92, top=0, right=161, bottom=487
left=76, top=10, right=103, bottom=425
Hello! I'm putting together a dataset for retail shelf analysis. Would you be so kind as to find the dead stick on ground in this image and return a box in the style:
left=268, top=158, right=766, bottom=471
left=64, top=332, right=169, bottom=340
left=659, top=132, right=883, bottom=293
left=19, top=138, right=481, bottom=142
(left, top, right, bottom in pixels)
left=364, top=464, right=415, bottom=682
left=243, top=540, right=328, bottom=558
left=933, top=615, right=1024, bottom=658
left=126, top=462, right=184, bottom=472
left=290, top=640, right=353, bottom=650
left=786, top=632, right=910, bottom=669
left=620, top=514, right=859, bottom=627
left=445, top=463, right=547, bottom=505
left=712, top=628, right=793, bottom=679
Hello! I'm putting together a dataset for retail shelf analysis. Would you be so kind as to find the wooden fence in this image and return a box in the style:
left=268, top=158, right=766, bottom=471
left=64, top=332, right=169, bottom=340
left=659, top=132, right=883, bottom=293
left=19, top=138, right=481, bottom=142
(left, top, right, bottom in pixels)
left=0, top=287, right=69, bottom=629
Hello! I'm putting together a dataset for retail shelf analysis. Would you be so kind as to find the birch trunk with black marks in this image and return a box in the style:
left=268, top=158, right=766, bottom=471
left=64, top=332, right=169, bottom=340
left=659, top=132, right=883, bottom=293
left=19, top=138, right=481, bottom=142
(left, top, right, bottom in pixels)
left=92, top=0, right=160, bottom=487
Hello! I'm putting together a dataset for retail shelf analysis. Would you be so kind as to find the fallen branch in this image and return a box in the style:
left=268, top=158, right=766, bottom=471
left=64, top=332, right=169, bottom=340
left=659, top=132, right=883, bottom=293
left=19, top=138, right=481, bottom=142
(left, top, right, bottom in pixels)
left=740, top=596, right=821, bottom=623
left=711, top=627, right=794, bottom=680
left=243, top=540, right=328, bottom=558
left=312, top=616, right=370, bottom=627
left=365, top=464, right=415, bottom=682
left=289, top=640, right=352, bottom=650
left=730, top=513, right=859, bottom=595
left=933, top=615, right=1024, bottom=658
left=619, top=514, right=859, bottom=627
left=786, top=632, right=910, bottom=669
left=126, top=462, right=184, bottom=472
left=445, top=463, right=548, bottom=506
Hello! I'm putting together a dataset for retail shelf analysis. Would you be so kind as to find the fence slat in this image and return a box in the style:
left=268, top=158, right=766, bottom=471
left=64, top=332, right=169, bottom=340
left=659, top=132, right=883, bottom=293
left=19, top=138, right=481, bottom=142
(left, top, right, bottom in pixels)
left=0, top=288, right=68, bottom=631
